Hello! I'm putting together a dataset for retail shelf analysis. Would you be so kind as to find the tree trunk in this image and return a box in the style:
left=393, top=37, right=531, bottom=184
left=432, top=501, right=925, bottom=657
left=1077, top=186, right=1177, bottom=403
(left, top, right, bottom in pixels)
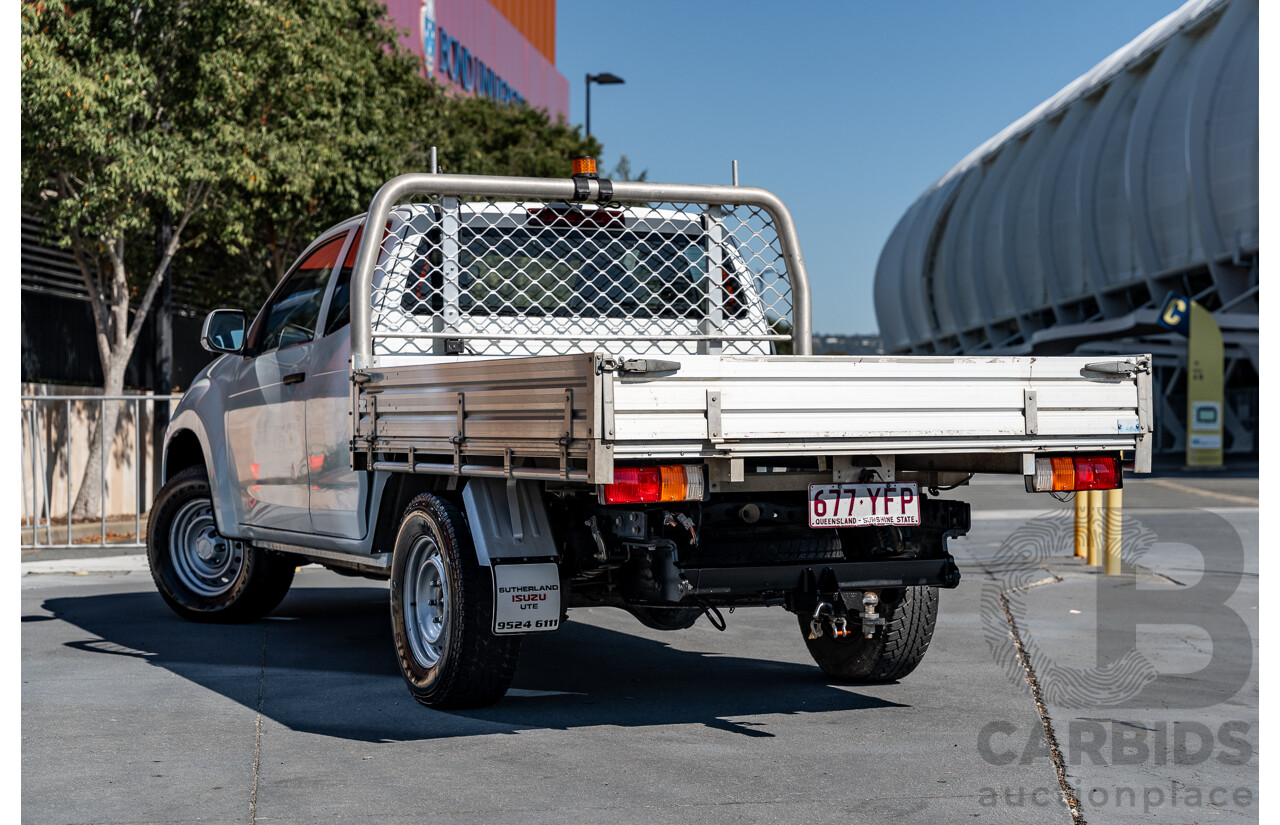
left=62, top=186, right=208, bottom=523
left=70, top=359, right=128, bottom=520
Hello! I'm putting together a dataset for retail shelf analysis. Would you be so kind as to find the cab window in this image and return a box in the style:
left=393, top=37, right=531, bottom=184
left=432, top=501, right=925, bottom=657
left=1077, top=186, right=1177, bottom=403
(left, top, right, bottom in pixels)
left=322, top=228, right=363, bottom=336
left=257, top=235, right=346, bottom=352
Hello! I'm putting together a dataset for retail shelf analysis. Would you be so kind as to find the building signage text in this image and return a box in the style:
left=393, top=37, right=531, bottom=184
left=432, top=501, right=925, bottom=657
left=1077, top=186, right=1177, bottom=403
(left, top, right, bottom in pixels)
left=430, top=26, right=526, bottom=106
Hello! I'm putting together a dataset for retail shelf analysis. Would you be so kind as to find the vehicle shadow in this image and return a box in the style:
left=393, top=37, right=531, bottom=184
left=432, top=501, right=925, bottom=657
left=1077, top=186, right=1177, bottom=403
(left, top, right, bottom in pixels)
left=43, top=584, right=906, bottom=743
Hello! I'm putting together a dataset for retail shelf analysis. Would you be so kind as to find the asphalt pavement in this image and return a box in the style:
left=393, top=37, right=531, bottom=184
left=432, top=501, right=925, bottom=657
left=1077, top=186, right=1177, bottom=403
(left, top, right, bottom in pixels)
left=21, top=474, right=1258, bottom=824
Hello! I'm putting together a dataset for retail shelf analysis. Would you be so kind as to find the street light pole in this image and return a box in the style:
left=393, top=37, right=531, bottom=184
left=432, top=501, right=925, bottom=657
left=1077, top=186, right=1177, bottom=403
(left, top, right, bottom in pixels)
left=584, top=72, right=625, bottom=138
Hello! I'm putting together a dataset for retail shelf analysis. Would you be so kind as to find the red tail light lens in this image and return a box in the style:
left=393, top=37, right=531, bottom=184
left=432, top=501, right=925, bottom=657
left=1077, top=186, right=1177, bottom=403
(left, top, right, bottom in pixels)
left=604, top=466, right=662, bottom=504
left=1073, top=457, right=1119, bottom=490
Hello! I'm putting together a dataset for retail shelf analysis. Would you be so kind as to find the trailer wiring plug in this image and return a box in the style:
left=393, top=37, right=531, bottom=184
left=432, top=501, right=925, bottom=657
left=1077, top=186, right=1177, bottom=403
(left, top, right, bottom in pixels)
left=662, top=511, right=698, bottom=547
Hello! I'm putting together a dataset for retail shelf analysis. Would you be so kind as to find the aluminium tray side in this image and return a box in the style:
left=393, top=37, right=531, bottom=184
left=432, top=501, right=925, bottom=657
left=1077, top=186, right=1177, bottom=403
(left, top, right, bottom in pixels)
left=352, top=352, right=607, bottom=480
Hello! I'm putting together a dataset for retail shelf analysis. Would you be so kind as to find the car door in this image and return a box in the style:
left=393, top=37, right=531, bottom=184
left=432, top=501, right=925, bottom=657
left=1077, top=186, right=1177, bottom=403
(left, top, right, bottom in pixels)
left=303, top=226, right=374, bottom=539
left=223, top=233, right=347, bottom=534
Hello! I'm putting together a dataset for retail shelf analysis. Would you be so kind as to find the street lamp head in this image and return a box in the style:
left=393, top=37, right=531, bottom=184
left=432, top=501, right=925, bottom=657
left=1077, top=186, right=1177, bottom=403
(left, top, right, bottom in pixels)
left=584, top=72, right=626, bottom=138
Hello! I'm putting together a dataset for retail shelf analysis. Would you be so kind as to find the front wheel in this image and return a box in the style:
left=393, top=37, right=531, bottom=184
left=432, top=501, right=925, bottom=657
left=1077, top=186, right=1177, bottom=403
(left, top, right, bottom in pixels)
left=799, top=586, right=938, bottom=683
left=389, top=494, right=521, bottom=708
left=147, top=466, right=295, bottom=622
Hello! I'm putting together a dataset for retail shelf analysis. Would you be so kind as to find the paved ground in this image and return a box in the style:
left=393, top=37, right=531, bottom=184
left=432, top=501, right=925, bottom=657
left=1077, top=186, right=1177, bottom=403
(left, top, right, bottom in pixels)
left=21, top=475, right=1258, bottom=824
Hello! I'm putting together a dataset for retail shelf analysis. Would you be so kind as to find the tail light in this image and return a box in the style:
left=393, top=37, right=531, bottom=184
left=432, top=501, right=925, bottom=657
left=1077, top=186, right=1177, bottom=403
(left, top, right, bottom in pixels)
left=601, top=465, right=705, bottom=504
left=1029, top=456, right=1121, bottom=492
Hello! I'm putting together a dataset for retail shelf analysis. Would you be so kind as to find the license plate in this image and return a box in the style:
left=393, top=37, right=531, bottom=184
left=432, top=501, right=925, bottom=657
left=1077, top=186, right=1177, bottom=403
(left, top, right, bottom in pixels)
left=807, top=483, right=921, bottom=528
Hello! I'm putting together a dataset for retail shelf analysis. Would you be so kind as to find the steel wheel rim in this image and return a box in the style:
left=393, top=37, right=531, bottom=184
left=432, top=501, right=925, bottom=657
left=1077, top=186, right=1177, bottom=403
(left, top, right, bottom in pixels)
left=404, top=531, right=449, bottom=669
left=169, top=498, right=242, bottom=597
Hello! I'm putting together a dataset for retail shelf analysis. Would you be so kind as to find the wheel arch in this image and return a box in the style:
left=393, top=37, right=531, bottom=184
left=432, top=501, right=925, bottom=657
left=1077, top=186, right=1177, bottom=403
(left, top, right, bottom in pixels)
left=163, top=429, right=206, bottom=482
left=370, top=473, right=453, bottom=556
left=162, top=407, right=237, bottom=537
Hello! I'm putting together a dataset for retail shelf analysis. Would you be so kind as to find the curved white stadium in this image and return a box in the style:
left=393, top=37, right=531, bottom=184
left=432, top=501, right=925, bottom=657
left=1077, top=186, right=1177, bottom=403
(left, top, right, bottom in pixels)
left=873, top=0, right=1257, bottom=456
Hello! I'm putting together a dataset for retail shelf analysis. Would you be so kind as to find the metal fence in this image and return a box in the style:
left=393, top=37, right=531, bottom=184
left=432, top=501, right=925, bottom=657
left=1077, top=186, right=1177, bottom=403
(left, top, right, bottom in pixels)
left=20, top=393, right=182, bottom=551
left=350, top=174, right=814, bottom=369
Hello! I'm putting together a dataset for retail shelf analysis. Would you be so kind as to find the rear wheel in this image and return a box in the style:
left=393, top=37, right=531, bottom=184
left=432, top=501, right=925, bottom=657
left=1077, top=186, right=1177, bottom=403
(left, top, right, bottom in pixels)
left=147, top=466, right=295, bottom=622
left=389, top=494, right=521, bottom=708
left=799, top=586, right=938, bottom=683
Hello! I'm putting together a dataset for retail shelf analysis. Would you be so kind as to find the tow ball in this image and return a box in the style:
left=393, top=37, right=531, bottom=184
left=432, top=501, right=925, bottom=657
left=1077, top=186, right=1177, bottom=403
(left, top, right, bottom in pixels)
left=860, top=591, right=882, bottom=638
left=807, top=590, right=885, bottom=640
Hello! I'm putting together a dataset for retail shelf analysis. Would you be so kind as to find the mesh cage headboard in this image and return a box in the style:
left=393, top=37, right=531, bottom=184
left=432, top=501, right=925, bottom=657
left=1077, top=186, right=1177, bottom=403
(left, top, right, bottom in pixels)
left=349, top=174, right=813, bottom=367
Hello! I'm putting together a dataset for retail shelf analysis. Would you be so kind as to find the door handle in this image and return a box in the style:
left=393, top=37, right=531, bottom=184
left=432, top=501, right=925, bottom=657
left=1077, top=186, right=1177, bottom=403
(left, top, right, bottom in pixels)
left=283, top=372, right=306, bottom=385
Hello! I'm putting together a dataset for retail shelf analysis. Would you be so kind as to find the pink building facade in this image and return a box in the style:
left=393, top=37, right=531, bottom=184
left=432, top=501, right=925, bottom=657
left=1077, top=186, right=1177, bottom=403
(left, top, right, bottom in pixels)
left=384, top=0, right=570, bottom=122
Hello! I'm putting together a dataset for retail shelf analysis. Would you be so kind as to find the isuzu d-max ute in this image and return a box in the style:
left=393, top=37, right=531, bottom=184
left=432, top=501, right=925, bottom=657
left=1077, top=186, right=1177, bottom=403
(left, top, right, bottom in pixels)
left=149, top=163, right=1152, bottom=708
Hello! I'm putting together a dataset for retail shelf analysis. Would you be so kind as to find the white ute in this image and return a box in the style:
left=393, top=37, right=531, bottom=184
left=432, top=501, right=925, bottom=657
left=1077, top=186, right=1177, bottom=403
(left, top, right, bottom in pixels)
left=150, top=162, right=1152, bottom=708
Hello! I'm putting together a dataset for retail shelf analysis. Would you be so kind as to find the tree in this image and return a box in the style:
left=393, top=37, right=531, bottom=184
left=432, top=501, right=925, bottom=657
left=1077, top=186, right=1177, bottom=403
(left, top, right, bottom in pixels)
left=204, top=1, right=445, bottom=294
left=431, top=93, right=601, bottom=177
left=23, top=0, right=605, bottom=518
left=20, top=0, right=439, bottom=517
left=192, top=28, right=603, bottom=312
left=610, top=154, right=648, bottom=182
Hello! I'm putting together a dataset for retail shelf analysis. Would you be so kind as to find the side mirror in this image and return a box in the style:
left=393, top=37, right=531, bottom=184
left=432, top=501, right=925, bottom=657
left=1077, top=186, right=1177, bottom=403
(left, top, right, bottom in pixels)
left=201, top=309, right=247, bottom=354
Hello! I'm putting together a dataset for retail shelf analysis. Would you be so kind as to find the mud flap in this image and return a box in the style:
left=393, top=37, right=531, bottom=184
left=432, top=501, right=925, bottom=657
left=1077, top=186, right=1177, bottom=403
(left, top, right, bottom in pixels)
left=462, top=478, right=557, bottom=565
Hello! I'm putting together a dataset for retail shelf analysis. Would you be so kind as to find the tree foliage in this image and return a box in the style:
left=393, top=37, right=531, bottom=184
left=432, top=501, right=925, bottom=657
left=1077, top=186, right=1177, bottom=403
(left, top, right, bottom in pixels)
left=610, top=155, right=648, bottom=182
left=23, top=0, right=605, bottom=312
left=204, top=0, right=446, bottom=292
left=433, top=93, right=601, bottom=178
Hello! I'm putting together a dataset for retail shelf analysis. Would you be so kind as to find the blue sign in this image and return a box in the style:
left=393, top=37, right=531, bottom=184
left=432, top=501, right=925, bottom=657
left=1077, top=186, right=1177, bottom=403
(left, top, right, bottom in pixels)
left=1156, top=291, right=1192, bottom=337
left=432, top=27, right=525, bottom=106
left=420, top=0, right=437, bottom=79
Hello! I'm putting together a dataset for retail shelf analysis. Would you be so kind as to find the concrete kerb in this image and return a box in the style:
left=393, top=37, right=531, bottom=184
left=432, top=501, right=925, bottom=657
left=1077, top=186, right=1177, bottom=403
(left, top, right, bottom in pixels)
left=22, top=553, right=149, bottom=576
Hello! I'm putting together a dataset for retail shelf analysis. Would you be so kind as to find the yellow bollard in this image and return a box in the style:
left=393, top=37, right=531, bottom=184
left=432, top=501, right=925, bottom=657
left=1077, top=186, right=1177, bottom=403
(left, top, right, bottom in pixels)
left=1104, top=488, right=1122, bottom=575
left=1086, top=490, right=1103, bottom=566
left=1074, top=493, right=1088, bottom=558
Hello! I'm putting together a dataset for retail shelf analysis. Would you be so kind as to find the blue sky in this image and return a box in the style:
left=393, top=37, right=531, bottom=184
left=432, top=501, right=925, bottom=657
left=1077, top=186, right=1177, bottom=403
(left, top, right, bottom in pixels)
left=556, top=0, right=1188, bottom=335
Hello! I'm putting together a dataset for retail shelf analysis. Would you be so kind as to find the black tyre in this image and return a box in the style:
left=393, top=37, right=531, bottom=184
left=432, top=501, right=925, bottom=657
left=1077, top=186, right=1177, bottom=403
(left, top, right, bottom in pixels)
left=389, top=493, right=521, bottom=709
left=627, top=605, right=702, bottom=631
left=147, top=466, right=295, bottom=622
left=799, top=586, right=938, bottom=683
